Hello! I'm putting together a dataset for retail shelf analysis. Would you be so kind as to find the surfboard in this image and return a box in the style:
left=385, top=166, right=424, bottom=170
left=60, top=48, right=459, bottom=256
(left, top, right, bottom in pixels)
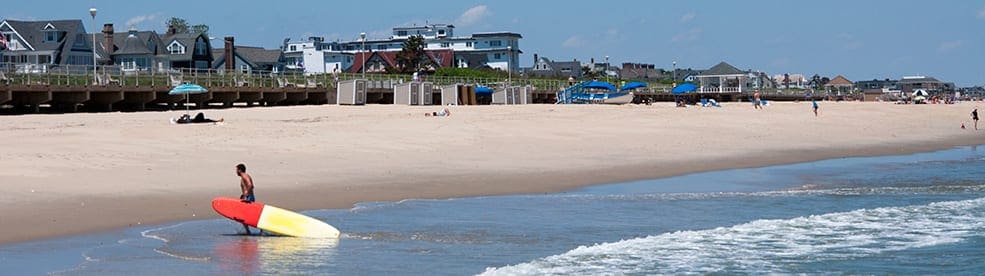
left=211, top=197, right=340, bottom=238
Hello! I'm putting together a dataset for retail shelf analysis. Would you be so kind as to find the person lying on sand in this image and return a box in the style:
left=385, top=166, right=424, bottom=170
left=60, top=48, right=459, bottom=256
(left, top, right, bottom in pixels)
left=175, top=112, right=224, bottom=124
left=425, top=108, right=451, bottom=117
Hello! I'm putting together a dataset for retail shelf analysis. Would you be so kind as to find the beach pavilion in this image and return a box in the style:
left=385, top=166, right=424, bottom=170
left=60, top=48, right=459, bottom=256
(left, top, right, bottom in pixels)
left=695, top=62, right=747, bottom=93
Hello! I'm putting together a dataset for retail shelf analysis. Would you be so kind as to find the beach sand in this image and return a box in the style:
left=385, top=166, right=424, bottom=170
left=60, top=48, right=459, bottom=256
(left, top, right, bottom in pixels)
left=1, top=102, right=981, bottom=244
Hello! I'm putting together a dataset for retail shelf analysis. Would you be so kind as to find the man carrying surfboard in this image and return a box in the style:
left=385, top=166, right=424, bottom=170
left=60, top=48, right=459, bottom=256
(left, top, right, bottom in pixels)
left=236, top=163, right=256, bottom=234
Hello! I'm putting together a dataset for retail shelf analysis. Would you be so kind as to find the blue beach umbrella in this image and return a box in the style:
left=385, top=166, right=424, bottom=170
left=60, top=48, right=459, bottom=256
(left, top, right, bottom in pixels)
left=582, top=81, right=617, bottom=91
left=620, top=81, right=647, bottom=92
left=169, top=83, right=208, bottom=114
left=671, top=83, right=698, bottom=94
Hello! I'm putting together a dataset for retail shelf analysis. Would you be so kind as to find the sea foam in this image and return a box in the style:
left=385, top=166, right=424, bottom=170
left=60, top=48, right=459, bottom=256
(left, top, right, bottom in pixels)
left=482, top=197, right=985, bottom=275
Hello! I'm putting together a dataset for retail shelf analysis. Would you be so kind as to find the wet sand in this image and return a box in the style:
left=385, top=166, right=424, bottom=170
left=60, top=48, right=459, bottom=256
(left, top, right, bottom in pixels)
left=1, top=102, right=981, bottom=244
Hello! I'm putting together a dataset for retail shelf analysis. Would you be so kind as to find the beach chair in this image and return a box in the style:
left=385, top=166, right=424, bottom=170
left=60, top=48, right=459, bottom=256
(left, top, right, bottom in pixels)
left=169, top=75, right=184, bottom=86
left=278, top=78, right=296, bottom=88
left=103, top=74, right=120, bottom=85
left=235, top=76, right=250, bottom=87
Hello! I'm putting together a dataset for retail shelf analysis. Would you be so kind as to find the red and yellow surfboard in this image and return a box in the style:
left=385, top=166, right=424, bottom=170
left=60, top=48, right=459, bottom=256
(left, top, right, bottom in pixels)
left=211, top=197, right=340, bottom=238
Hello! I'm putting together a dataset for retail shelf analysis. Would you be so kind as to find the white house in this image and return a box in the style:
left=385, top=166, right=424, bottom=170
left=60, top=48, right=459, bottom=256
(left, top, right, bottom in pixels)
left=284, top=24, right=521, bottom=75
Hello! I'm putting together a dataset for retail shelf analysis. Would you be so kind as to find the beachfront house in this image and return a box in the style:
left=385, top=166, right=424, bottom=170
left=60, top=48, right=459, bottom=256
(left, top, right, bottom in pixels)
left=282, top=36, right=354, bottom=75
left=284, top=24, right=521, bottom=75
left=824, top=75, right=854, bottom=94
left=694, top=62, right=762, bottom=93
left=212, top=37, right=285, bottom=74
left=93, top=24, right=169, bottom=73
left=898, top=76, right=955, bottom=94
left=348, top=49, right=453, bottom=74
left=619, top=63, right=661, bottom=80
left=160, top=25, right=213, bottom=70
left=0, top=19, right=96, bottom=73
left=522, top=54, right=582, bottom=79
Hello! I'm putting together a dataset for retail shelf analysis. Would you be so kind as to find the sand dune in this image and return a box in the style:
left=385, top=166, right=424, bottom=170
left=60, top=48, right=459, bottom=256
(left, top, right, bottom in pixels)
left=0, top=101, right=981, bottom=244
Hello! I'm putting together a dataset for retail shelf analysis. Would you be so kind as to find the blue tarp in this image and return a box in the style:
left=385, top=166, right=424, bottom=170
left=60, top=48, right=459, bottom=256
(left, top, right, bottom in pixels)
left=475, top=86, right=493, bottom=94
left=620, top=82, right=647, bottom=92
left=671, top=83, right=697, bottom=94
left=581, top=81, right=617, bottom=91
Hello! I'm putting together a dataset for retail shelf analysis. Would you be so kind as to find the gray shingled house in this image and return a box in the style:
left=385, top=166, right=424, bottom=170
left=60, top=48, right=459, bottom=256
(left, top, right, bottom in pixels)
left=212, top=37, right=285, bottom=74
left=0, top=19, right=96, bottom=72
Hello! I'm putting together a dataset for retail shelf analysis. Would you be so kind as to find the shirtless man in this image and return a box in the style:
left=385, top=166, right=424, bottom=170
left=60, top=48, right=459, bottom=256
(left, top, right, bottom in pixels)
left=235, top=163, right=255, bottom=234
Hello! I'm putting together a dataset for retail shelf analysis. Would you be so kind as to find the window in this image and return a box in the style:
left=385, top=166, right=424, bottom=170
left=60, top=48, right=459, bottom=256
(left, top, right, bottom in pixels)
left=437, top=30, right=445, bottom=36
left=38, top=55, right=51, bottom=64
left=397, top=30, right=407, bottom=36
left=45, top=31, right=57, bottom=42
left=494, top=53, right=502, bottom=59
left=290, top=45, right=297, bottom=51
left=240, top=64, right=249, bottom=73
left=167, top=41, right=185, bottom=54
left=194, top=38, right=207, bottom=55
left=465, top=42, right=473, bottom=47
left=376, top=44, right=387, bottom=50
left=489, top=40, right=502, bottom=47
left=440, top=43, right=450, bottom=48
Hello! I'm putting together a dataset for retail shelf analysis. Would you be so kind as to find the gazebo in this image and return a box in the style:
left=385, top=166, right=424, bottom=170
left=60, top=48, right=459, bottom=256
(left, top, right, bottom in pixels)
left=695, top=62, right=747, bottom=93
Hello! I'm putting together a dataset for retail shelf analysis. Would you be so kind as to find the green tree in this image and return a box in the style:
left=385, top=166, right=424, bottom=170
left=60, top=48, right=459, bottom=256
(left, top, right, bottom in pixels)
left=394, top=35, right=431, bottom=74
left=166, top=17, right=189, bottom=33
left=166, top=17, right=209, bottom=37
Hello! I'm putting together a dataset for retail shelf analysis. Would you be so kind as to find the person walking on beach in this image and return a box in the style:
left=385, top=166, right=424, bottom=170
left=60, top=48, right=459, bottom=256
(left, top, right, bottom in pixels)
left=235, top=163, right=256, bottom=234
left=812, top=99, right=819, bottom=117
left=753, top=92, right=762, bottom=109
left=973, top=107, right=979, bottom=130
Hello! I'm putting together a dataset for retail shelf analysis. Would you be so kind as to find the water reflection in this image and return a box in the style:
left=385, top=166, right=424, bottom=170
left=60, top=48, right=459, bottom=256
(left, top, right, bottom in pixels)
left=213, top=235, right=339, bottom=274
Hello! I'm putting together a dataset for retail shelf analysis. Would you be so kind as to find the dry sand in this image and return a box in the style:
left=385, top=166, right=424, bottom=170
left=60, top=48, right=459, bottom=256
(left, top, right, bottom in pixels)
left=1, top=101, right=982, bottom=244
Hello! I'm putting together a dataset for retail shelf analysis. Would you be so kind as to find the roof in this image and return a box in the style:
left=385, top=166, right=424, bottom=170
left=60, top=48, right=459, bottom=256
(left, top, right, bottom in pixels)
left=699, top=62, right=744, bottom=76
left=899, top=76, right=941, bottom=83
left=349, top=49, right=453, bottom=73
left=472, top=32, right=523, bottom=38
left=161, top=32, right=209, bottom=61
left=214, top=46, right=284, bottom=67
left=825, top=75, right=853, bottom=86
left=114, top=31, right=153, bottom=55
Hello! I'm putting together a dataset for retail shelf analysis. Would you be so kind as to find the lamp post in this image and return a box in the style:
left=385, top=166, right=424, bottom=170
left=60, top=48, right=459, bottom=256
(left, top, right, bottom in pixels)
left=89, top=7, right=97, bottom=85
left=507, top=46, right=511, bottom=87
left=360, top=32, right=366, bottom=79
left=604, top=55, right=609, bottom=83
left=672, top=60, right=677, bottom=87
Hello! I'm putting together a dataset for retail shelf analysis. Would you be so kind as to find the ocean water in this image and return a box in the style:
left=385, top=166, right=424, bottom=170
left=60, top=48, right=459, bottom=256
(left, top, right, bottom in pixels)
left=2, top=146, right=984, bottom=275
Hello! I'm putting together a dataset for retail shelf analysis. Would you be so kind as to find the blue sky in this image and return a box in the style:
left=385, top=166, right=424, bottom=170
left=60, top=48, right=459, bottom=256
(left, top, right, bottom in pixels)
left=3, top=0, right=984, bottom=86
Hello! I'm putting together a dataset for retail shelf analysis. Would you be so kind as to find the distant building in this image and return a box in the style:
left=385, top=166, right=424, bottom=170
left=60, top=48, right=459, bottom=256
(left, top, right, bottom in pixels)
left=0, top=19, right=96, bottom=72
left=694, top=62, right=773, bottom=92
left=92, top=24, right=168, bottom=73
left=160, top=25, right=213, bottom=70
left=348, top=49, right=453, bottom=74
left=824, top=75, right=854, bottom=93
left=619, top=63, right=660, bottom=80
left=898, top=76, right=954, bottom=94
left=285, top=23, right=521, bottom=75
left=521, top=54, right=581, bottom=79
left=855, top=78, right=900, bottom=93
left=212, top=37, right=285, bottom=74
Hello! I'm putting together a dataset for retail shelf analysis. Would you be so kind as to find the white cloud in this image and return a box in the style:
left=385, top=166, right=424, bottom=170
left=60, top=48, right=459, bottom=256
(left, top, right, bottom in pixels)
left=680, top=12, right=696, bottom=23
left=125, top=14, right=159, bottom=28
left=562, top=35, right=586, bottom=48
left=938, top=40, right=963, bottom=53
left=457, top=5, right=490, bottom=26
left=671, top=27, right=702, bottom=43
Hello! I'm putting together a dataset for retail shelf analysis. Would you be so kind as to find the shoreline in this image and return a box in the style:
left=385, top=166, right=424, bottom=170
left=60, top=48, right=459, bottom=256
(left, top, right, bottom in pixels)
left=1, top=102, right=982, bottom=245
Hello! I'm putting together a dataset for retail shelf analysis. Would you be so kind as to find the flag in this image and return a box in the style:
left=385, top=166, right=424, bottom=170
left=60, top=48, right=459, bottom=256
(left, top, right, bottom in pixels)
left=0, top=32, right=7, bottom=50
